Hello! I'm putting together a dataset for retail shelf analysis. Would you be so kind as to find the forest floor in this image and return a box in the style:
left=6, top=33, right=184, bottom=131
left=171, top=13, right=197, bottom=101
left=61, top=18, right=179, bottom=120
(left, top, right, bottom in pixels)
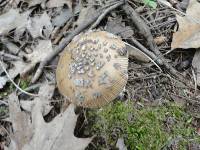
left=0, top=0, right=200, bottom=150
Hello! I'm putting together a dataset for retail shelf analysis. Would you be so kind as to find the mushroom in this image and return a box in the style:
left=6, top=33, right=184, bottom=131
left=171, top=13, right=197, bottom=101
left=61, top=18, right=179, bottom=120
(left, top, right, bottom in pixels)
left=56, top=31, right=128, bottom=108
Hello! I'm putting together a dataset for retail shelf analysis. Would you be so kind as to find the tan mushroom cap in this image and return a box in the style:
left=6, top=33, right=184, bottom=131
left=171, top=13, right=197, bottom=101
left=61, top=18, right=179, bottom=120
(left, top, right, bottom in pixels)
left=56, top=31, right=128, bottom=108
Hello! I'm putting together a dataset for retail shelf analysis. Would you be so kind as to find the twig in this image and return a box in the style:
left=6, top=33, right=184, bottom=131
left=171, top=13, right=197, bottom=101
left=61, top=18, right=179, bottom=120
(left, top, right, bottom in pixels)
left=18, top=83, right=41, bottom=95
left=158, top=0, right=200, bottom=24
left=53, top=18, right=73, bottom=45
left=124, top=41, right=162, bottom=71
left=122, top=3, right=186, bottom=83
left=32, top=0, right=125, bottom=83
left=0, top=100, right=8, bottom=106
left=0, top=60, right=38, bottom=97
left=90, top=1, right=124, bottom=29
left=0, top=51, right=22, bottom=61
left=129, top=38, right=163, bottom=65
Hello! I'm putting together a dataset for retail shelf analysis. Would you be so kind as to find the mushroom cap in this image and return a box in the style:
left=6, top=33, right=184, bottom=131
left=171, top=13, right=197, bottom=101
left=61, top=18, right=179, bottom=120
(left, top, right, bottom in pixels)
left=56, top=31, right=128, bottom=108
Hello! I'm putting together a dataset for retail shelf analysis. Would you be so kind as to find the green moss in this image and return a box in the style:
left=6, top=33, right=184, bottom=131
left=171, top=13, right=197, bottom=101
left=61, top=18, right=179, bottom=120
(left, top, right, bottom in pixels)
left=19, top=79, right=30, bottom=90
left=89, top=101, right=200, bottom=150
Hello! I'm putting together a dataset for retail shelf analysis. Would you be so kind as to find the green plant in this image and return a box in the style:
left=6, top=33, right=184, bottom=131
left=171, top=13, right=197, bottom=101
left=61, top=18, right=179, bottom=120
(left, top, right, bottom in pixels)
left=19, top=79, right=30, bottom=90
left=143, top=0, right=157, bottom=9
left=88, top=101, right=200, bottom=150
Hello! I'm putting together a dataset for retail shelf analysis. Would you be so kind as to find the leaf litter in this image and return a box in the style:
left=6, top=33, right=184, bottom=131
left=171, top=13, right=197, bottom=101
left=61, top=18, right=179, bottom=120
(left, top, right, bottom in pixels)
left=0, top=0, right=200, bottom=149
left=5, top=83, right=92, bottom=150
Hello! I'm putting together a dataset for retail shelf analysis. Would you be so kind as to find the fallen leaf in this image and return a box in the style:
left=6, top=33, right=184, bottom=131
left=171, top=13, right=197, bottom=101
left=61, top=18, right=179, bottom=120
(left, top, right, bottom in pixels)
left=27, top=12, right=53, bottom=38
left=20, top=83, right=55, bottom=115
left=74, top=6, right=96, bottom=27
left=0, top=76, right=7, bottom=89
left=52, top=8, right=72, bottom=27
left=0, top=62, right=7, bottom=75
left=8, top=40, right=53, bottom=79
left=7, top=93, right=32, bottom=150
left=46, top=0, right=72, bottom=9
left=27, top=40, right=53, bottom=65
left=6, top=84, right=92, bottom=150
left=1, top=38, right=20, bottom=54
left=0, top=9, right=29, bottom=36
left=171, top=0, right=200, bottom=49
left=8, top=60, right=27, bottom=79
left=105, top=17, right=134, bottom=39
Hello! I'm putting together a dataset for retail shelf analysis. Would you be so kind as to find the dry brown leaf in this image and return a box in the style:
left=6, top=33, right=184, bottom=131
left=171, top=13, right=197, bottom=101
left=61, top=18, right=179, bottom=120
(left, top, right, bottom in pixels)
left=8, top=60, right=27, bottom=79
left=6, top=83, right=92, bottom=150
left=74, top=6, right=96, bottom=27
left=171, top=0, right=200, bottom=49
left=20, top=83, right=55, bottom=115
left=52, top=8, right=72, bottom=27
left=192, top=49, right=200, bottom=86
left=0, top=9, right=29, bottom=36
left=8, top=40, right=53, bottom=79
left=46, top=0, right=72, bottom=9
left=27, top=12, right=53, bottom=38
left=7, top=93, right=32, bottom=150
left=105, top=17, right=134, bottom=39
left=0, top=76, right=7, bottom=89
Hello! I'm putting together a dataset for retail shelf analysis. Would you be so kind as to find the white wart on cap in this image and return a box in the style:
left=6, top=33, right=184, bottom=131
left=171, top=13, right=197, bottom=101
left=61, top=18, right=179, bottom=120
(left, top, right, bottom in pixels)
left=56, top=31, right=128, bottom=108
